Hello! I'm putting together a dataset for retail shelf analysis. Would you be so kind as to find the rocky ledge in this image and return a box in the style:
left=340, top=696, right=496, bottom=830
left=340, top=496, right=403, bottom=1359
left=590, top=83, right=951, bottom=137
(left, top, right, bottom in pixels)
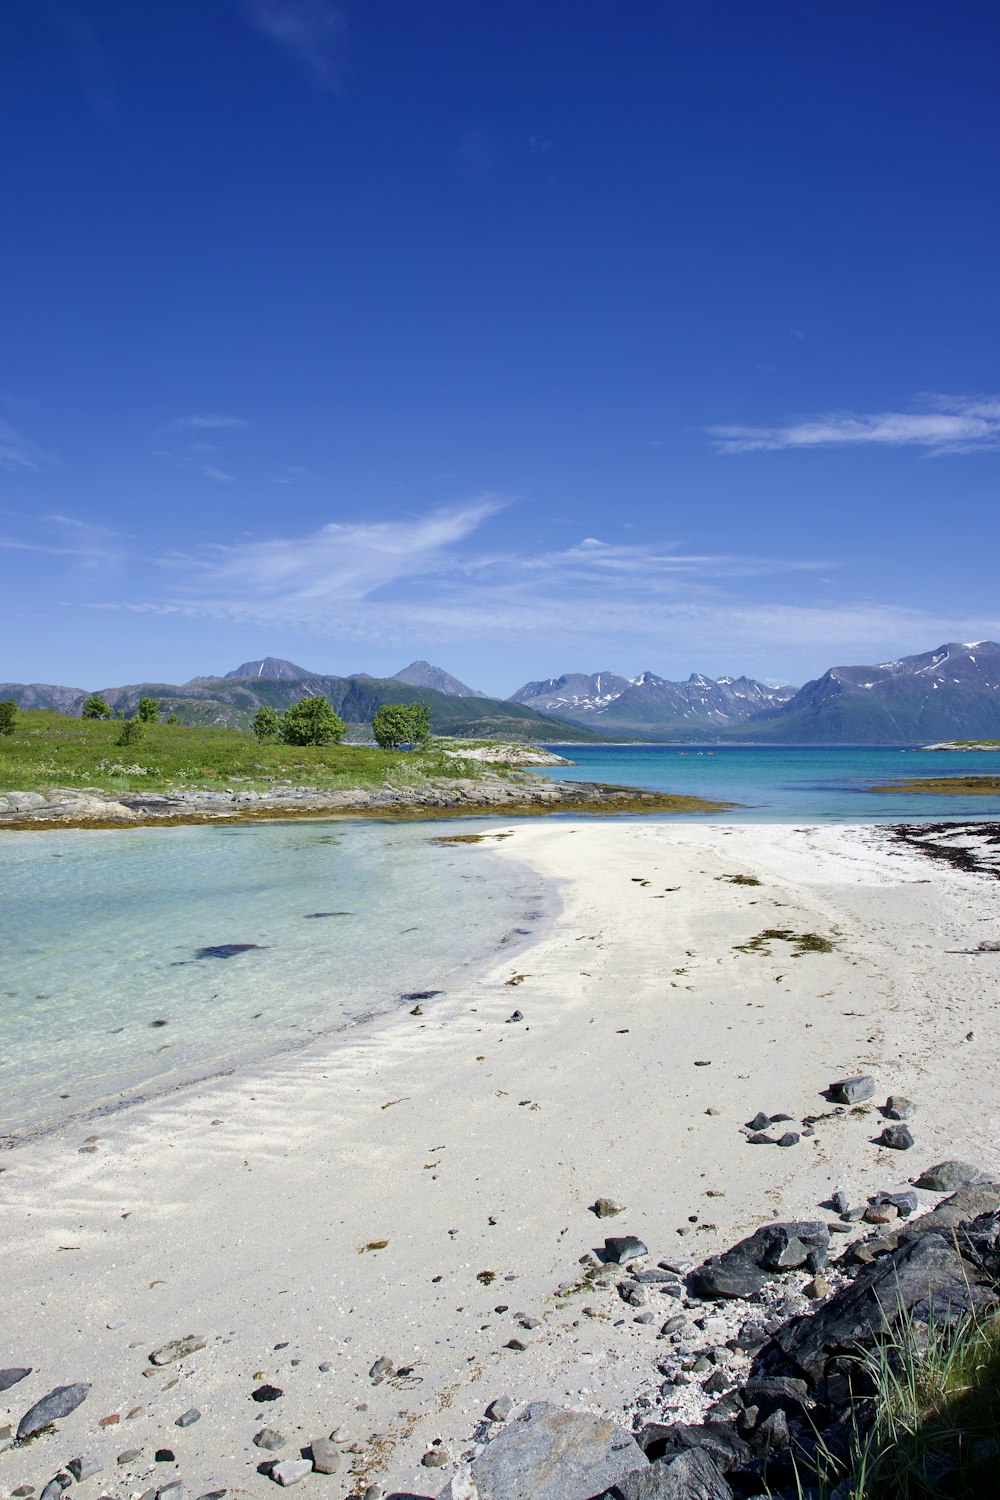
left=0, top=777, right=726, bottom=829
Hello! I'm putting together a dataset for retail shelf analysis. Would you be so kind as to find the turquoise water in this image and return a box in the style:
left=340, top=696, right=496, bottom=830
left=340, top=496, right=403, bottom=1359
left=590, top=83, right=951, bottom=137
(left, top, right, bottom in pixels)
left=537, top=743, right=1000, bottom=821
left=0, top=820, right=544, bottom=1136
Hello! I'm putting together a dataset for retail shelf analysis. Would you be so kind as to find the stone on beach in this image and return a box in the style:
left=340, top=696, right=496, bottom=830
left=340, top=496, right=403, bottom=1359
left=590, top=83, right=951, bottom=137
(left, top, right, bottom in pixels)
left=270, top=1459, right=313, bottom=1487
left=149, top=1336, right=207, bottom=1366
left=16, top=1384, right=91, bottom=1441
left=885, top=1095, right=916, bottom=1120
left=828, top=1076, right=875, bottom=1105
left=603, top=1448, right=734, bottom=1499
left=309, top=1437, right=340, bottom=1472
left=470, top=1401, right=645, bottom=1500
left=591, top=1198, right=625, bottom=1219
left=0, top=1368, right=31, bottom=1393
left=879, top=1124, right=914, bottom=1150
left=915, top=1161, right=989, bottom=1192
left=604, top=1236, right=648, bottom=1265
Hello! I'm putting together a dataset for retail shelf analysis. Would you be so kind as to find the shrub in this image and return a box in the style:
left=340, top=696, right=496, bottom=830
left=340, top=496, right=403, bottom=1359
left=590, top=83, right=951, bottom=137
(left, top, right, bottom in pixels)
left=82, top=695, right=112, bottom=719
left=136, top=697, right=159, bottom=722
left=116, top=718, right=144, bottom=747
left=372, top=702, right=432, bottom=749
left=251, top=705, right=281, bottom=742
left=280, top=696, right=346, bottom=746
left=0, top=699, right=17, bottom=735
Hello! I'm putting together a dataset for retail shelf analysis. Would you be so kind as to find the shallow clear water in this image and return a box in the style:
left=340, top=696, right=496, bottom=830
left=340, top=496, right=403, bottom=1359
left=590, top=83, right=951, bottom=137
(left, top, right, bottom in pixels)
left=0, top=819, right=543, bottom=1136
left=538, top=742, right=1000, bottom=821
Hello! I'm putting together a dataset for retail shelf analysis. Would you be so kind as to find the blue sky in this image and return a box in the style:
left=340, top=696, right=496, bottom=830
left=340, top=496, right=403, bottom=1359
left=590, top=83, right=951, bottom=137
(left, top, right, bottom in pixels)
left=2, top=0, right=999, bottom=696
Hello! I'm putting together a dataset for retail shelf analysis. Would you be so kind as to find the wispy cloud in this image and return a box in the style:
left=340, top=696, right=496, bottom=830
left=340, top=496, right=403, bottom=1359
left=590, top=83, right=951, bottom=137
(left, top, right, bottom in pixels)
left=0, top=419, right=45, bottom=472
left=710, top=394, right=1000, bottom=455
left=242, top=0, right=345, bottom=88
left=202, top=466, right=236, bottom=485
left=169, top=413, right=250, bottom=431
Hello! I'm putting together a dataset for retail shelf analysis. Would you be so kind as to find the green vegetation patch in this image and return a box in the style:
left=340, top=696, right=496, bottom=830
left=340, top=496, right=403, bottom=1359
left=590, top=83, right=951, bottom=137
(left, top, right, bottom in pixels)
left=0, top=709, right=492, bottom=797
left=734, top=927, right=837, bottom=956
left=869, top=775, right=1000, bottom=797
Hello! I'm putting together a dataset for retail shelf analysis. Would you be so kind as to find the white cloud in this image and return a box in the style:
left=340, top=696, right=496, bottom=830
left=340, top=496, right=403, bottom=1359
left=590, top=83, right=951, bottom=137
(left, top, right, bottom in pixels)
left=710, top=394, right=1000, bottom=454
left=169, top=414, right=250, bottom=431
left=242, top=0, right=344, bottom=87
left=202, top=466, right=236, bottom=484
left=0, top=420, right=43, bottom=471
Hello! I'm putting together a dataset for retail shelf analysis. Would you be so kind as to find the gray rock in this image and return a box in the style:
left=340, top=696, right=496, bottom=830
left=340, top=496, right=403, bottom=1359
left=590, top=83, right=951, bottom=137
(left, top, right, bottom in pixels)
left=254, top=1430, right=286, bottom=1452
left=639, top=1422, right=749, bottom=1473
left=746, top=1133, right=773, bottom=1146
left=903, top=1184, right=1000, bottom=1237
left=270, top=1460, right=312, bottom=1487
left=486, top=1396, right=514, bottom=1423
left=828, top=1076, right=875, bottom=1105
left=607, top=1449, right=734, bottom=1499
left=885, top=1096, right=916, bottom=1120
left=157, top=1486, right=184, bottom=1500
left=0, top=1368, right=31, bottom=1393
left=746, top=1113, right=771, bottom=1132
left=6, top=792, right=46, bottom=809
left=309, top=1438, right=340, bottom=1473
left=0, top=1425, right=13, bottom=1454
left=772, top=1230, right=991, bottom=1383
left=149, top=1336, right=207, bottom=1366
left=68, top=1457, right=103, bottom=1481
left=368, top=1356, right=393, bottom=1380
left=591, top=1199, right=625, bottom=1219
left=880, top=1124, right=914, bottom=1150
left=252, top=1384, right=284, bottom=1402
left=915, top=1161, right=987, bottom=1193
left=118, top=1450, right=144, bottom=1465
left=776, top=1133, right=800, bottom=1148
left=40, top=1481, right=68, bottom=1500
left=688, top=1221, right=829, bottom=1300
left=864, top=1203, right=899, bottom=1225
left=16, top=1384, right=92, bottom=1441
left=619, top=1282, right=648, bottom=1308
left=604, top=1236, right=648, bottom=1265
left=874, top=1189, right=919, bottom=1217
left=175, top=1409, right=200, bottom=1428
left=470, top=1400, right=644, bottom=1500
left=741, top=1376, right=809, bottom=1419
left=831, top=1190, right=850, bottom=1216
left=423, top=1450, right=449, bottom=1467
left=753, top=1408, right=789, bottom=1454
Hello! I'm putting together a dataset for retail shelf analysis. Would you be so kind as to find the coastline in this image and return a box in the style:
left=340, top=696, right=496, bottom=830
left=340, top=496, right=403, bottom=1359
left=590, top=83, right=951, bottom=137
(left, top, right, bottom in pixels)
left=2, top=819, right=999, bottom=1499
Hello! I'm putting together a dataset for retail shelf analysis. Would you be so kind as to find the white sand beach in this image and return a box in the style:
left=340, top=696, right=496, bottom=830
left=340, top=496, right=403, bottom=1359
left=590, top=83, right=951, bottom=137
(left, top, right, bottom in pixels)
left=2, top=819, right=999, bottom=1499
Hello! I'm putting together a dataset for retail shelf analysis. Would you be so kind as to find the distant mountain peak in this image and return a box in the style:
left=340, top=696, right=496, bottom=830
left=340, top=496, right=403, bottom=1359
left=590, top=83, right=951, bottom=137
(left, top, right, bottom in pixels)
left=390, top=661, right=487, bottom=698
left=510, top=668, right=797, bottom=733
left=223, top=657, right=317, bottom=681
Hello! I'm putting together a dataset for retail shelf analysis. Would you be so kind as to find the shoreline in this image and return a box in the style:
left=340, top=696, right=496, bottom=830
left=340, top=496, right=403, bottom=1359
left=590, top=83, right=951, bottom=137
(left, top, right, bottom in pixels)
left=0, top=776, right=730, bottom=831
left=2, top=819, right=999, bottom=1498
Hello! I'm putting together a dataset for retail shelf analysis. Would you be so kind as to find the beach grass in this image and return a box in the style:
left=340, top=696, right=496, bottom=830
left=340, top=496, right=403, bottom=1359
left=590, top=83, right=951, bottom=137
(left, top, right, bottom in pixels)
left=0, top=709, right=493, bottom=797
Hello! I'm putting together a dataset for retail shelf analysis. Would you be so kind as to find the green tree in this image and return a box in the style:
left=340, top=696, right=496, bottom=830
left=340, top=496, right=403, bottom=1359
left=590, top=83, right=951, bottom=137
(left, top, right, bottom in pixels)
left=0, top=699, right=17, bottom=735
left=166, top=713, right=180, bottom=725
left=280, top=696, right=346, bottom=746
left=136, top=697, right=159, bottom=723
left=82, top=694, right=112, bottom=719
left=117, top=718, right=144, bottom=747
left=372, top=702, right=432, bottom=749
left=251, top=705, right=281, bottom=742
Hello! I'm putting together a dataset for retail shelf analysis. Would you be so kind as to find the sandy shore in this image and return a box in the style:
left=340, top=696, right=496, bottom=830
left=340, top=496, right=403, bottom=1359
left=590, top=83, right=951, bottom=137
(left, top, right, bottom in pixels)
left=2, top=820, right=999, bottom=1498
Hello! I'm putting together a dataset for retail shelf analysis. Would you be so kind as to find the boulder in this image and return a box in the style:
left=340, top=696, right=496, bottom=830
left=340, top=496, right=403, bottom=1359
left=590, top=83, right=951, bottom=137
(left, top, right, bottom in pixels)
left=914, top=1161, right=988, bottom=1193
left=688, top=1222, right=828, bottom=1301
left=637, top=1422, right=750, bottom=1472
left=0, top=1369, right=32, bottom=1393
left=470, top=1401, right=645, bottom=1500
left=603, top=1449, right=734, bottom=1500
left=771, top=1231, right=992, bottom=1384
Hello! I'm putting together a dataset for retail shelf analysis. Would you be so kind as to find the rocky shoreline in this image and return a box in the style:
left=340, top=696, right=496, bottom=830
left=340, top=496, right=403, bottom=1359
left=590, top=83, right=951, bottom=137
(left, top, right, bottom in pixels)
left=0, top=775, right=726, bottom=830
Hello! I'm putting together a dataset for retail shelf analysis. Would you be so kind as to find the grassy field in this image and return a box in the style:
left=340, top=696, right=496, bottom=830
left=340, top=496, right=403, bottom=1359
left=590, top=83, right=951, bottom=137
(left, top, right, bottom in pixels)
left=0, top=710, right=494, bottom=796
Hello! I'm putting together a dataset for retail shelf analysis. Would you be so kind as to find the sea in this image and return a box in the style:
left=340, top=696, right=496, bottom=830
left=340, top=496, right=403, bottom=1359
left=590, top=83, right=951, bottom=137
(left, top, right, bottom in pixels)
left=3, top=743, right=998, bottom=1137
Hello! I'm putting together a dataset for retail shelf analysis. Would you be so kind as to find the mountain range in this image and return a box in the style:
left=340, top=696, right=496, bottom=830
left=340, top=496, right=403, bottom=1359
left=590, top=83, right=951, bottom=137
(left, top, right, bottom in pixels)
left=3, top=641, right=999, bottom=743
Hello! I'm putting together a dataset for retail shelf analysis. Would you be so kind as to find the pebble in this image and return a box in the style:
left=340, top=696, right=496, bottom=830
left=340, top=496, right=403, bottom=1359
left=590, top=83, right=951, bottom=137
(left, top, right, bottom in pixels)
left=421, top=1450, right=448, bottom=1467
left=776, top=1132, right=801, bottom=1148
left=252, top=1384, right=284, bottom=1402
left=0, top=1425, right=13, bottom=1454
left=590, top=1198, right=625, bottom=1218
left=254, top=1430, right=286, bottom=1451
left=68, top=1458, right=103, bottom=1481
left=831, top=1189, right=850, bottom=1215
left=149, top=1337, right=207, bottom=1366
left=155, top=1449, right=176, bottom=1463
left=505, top=1338, right=527, bottom=1352
left=746, top=1112, right=771, bottom=1131
left=864, top=1202, right=899, bottom=1225
left=118, top=1450, right=143, bottom=1465
left=806, top=1274, right=831, bottom=1299
left=368, top=1356, right=393, bottom=1381
left=39, top=1481, right=69, bottom=1500
left=747, top=1132, right=773, bottom=1145
left=175, top=1409, right=201, bottom=1428
left=880, top=1124, right=914, bottom=1150
left=885, top=1095, right=916, bottom=1120
left=309, top=1438, right=340, bottom=1473
left=270, top=1460, right=313, bottom=1487
left=157, top=1485, right=183, bottom=1500
left=485, top=1396, right=513, bottom=1422
left=633, top=1311, right=655, bottom=1325
left=875, top=1188, right=919, bottom=1217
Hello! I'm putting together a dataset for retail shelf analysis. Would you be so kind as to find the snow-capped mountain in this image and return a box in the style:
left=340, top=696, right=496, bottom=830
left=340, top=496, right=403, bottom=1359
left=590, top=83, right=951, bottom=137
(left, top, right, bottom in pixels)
left=510, top=670, right=797, bottom=733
